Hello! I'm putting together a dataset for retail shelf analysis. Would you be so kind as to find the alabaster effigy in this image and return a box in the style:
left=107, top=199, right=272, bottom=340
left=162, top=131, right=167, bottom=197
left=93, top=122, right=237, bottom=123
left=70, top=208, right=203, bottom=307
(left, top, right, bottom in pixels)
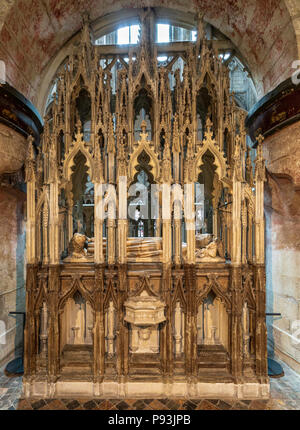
left=23, top=11, right=269, bottom=400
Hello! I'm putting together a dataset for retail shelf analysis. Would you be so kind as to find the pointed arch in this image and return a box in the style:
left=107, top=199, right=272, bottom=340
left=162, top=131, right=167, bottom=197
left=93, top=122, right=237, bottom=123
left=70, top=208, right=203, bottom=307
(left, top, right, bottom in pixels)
left=36, top=188, right=50, bottom=217
left=197, top=274, right=231, bottom=312
left=242, top=272, right=256, bottom=310
left=63, top=145, right=94, bottom=183
left=34, top=278, right=48, bottom=311
left=171, top=276, right=187, bottom=311
left=196, top=68, right=218, bottom=94
left=104, top=278, right=118, bottom=310
left=130, top=275, right=158, bottom=298
left=194, top=145, right=227, bottom=183
left=58, top=276, right=93, bottom=312
left=129, top=144, right=160, bottom=184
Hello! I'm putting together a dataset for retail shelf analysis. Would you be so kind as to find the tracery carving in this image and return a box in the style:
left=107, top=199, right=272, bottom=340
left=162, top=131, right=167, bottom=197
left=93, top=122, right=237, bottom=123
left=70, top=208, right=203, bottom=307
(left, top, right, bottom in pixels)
left=23, top=11, right=267, bottom=396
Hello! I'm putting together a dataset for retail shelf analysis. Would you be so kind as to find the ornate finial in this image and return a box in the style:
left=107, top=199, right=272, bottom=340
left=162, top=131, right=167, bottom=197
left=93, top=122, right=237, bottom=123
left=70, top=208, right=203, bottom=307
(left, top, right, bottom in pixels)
left=27, top=135, right=35, bottom=158
left=246, top=147, right=254, bottom=186
left=255, top=134, right=266, bottom=182
left=93, top=143, right=104, bottom=183
left=186, top=134, right=194, bottom=160
left=232, top=135, right=243, bottom=181
left=196, top=11, right=205, bottom=41
left=256, top=134, right=264, bottom=146
left=25, top=135, right=36, bottom=183
left=172, top=114, right=181, bottom=152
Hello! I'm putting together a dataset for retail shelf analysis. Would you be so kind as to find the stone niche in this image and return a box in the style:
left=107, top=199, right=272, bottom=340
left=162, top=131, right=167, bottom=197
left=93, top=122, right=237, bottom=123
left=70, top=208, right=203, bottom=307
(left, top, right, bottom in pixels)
left=124, top=290, right=166, bottom=354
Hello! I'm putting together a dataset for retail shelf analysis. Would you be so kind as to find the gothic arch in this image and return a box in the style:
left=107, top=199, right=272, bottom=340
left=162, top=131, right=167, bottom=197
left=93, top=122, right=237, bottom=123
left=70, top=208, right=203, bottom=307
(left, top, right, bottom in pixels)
left=197, top=275, right=231, bottom=312
left=63, top=146, right=94, bottom=183
left=129, top=144, right=160, bottom=184
left=194, top=146, right=228, bottom=184
left=58, top=276, right=94, bottom=312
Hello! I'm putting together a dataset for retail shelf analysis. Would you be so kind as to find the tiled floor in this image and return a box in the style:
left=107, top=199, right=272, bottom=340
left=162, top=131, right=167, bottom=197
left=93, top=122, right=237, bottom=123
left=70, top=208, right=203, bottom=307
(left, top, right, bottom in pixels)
left=0, top=359, right=299, bottom=410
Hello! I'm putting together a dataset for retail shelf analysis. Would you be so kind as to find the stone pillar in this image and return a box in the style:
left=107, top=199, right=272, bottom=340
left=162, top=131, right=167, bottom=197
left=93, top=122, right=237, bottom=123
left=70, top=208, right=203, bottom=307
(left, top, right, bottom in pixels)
left=230, top=265, right=243, bottom=381
left=47, top=266, right=60, bottom=382
left=117, top=175, right=127, bottom=264
left=173, top=219, right=181, bottom=265
left=49, top=182, right=60, bottom=264
left=94, top=183, right=104, bottom=264
left=116, top=265, right=128, bottom=379
left=241, top=200, right=247, bottom=264
left=174, top=302, right=182, bottom=357
left=184, top=183, right=195, bottom=264
left=40, top=302, right=48, bottom=358
left=23, top=265, right=38, bottom=379
left=93, top=265, right=105, bottom=382
left=231, top=180, right=242, bottom=264
left=162, top=184, right=172, bottom=264
left=184, top=265, right=197, bottom=377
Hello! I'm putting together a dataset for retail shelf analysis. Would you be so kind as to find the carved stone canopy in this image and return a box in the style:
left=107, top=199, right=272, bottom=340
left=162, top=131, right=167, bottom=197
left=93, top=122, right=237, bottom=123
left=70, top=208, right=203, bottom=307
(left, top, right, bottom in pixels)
left=124, top=290, right=166, bottom=326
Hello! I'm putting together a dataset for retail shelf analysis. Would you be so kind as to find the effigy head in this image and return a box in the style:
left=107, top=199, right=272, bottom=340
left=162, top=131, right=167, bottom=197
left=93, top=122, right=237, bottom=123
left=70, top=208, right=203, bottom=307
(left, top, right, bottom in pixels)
left=69, top=233, right=87, bottom=258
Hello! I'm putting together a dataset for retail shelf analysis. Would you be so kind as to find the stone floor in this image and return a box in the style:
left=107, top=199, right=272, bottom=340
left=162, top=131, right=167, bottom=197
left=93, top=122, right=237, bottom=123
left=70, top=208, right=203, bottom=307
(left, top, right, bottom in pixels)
left=0, top=359, right=299, bottom=410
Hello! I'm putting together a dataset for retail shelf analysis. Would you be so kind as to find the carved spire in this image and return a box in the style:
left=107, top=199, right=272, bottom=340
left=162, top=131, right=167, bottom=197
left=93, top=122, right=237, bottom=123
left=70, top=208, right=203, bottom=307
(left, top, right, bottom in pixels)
left=107, top=115, right=115, bottom=154
left=246, top=147, right=254, bottom=186
left=172, top=113, right=181, bottom=153
left=93, top=143, right=104, bottom=183
left=255, top=134, right=266, bottom=182
left=233, top=134, right=243, bottom=181
left=25, top=135, right=36, bottom=183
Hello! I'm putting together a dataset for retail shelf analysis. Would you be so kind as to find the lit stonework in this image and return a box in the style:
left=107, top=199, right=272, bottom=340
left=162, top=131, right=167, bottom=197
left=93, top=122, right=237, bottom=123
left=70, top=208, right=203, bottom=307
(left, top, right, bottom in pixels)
left=22, top=12, right=269, bottom=399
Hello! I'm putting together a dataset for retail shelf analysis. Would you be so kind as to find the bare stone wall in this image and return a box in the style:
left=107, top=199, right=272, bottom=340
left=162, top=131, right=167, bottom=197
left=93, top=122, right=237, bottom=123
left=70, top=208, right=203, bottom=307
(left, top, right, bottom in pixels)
left=0, top=187, right=26, bottom=366
left=0, top=1, right=298, bottom=105
left=264, top=121, right=300, bottom=373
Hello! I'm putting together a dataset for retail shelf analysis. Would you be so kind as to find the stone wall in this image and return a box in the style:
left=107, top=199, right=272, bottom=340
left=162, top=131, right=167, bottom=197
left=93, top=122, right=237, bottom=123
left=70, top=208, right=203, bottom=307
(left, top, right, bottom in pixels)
left=0, top=186, right=26, bottom=366
left=0, top=1, right=298, bottom=105
left=264, top=121, right=300, bottom=373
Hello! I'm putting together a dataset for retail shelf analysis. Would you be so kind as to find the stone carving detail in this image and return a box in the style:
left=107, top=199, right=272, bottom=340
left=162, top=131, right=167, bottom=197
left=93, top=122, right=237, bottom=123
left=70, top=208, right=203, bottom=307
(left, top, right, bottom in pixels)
left=22, top=11, right=268, bottom=398
left=196, top=238, right=224, bottom=261
left=124, top=290, right=166, bottom=354
left=64, top=233, right=91, bottom=261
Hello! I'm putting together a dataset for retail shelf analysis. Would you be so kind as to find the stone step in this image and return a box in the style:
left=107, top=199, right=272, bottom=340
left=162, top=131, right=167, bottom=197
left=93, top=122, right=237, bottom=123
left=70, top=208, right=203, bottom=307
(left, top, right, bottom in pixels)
left=197, top=345, right=229, bottom=370
left=60, top=365, right=92, bottom=376
left=62, top=344, right=93, bottom=363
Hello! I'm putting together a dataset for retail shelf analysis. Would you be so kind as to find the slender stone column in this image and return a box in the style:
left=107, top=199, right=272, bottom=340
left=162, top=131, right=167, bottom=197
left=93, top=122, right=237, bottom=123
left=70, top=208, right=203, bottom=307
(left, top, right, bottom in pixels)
left=23, top=265, right=38, bottom=379
left=174, top=302, right=182, bottom=357
left=254, top=265, right=268, bottom=382
left=116, top=265, right=128, bottom=378
left=162, top=184, right=172, bottom=264
left=173, top=219, right=181, bottom=265
left=184, top=265, right=197, bottom=377
left=107, top=219, right=116, bottom=265
left=230, top=265, right=243, bottom=381
left=94, top=183, right=104, bottom=264
left=241, top=201, right=247, bottom=264
left=231, top=180, right=242, bottom=264
left=93, top=265, right=105, bottom=381
left=49, top=182, right=60, bottom=264
left=47, top=266, right=60, bottom=382
left=184, top=183, right=195, bottom=264
left=25, top=137, right=37, bottom=265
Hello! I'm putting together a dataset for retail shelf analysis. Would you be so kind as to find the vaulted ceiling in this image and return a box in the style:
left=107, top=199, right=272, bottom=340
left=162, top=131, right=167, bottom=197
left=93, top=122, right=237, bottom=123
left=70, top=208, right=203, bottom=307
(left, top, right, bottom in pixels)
left=0, top=0, right=299, bottom=112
